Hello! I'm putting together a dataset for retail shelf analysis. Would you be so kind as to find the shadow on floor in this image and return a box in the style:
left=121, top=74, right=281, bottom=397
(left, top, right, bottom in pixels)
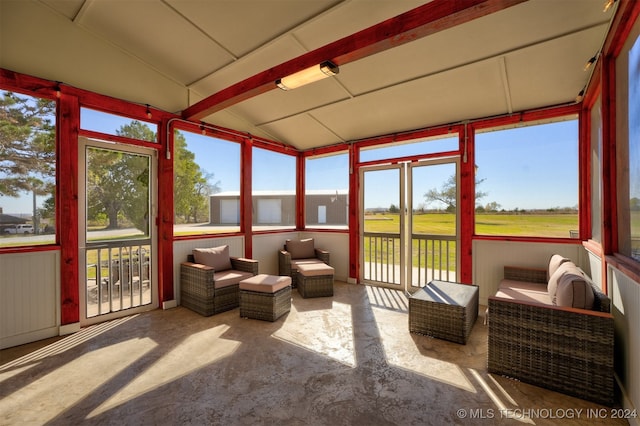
left=0, top=282, right=625, bottom=425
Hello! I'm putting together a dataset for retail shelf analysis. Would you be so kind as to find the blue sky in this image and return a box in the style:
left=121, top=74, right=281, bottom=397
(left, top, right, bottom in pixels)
left=474, top=120, right=579, bottom=210
left=2, top=101, right=580, bottom=214
left=185, top=120, right=580, bottom=211
left=630, top=35, right=640, bottom=202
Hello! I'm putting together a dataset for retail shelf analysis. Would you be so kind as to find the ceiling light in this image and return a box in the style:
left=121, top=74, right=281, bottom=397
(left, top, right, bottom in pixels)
left=146, top=104, right=152, bottom=119
left=276, top=61, right=339, bottom=91
left=584, top=55, right=597, bottom=71
left=603, top=0, right=615, bottom=12
left=575, top=89, right=585, bottom=103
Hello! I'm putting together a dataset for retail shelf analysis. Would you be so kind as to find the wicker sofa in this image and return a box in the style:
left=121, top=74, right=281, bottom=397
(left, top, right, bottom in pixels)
left=180, top=245, right=259, bottom=316
left=278, top=238, right=330, bottom=288
left=487, top=255, right=614, bottom=406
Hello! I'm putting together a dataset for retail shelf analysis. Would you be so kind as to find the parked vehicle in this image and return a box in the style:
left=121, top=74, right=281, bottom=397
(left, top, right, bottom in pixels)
left=4, top=224, right=34, bottom=234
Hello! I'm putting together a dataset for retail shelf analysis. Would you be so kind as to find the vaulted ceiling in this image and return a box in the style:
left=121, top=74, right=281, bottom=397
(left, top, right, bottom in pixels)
left=1, top=0, right=615, bottom=150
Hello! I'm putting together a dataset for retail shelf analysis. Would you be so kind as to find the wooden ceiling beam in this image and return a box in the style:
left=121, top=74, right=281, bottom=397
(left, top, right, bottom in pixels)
left=182, top=0, right=528, bottom=121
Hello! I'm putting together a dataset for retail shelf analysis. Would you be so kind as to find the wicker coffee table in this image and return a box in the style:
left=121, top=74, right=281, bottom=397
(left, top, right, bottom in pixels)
left=408, top=280, right=479, bottom=344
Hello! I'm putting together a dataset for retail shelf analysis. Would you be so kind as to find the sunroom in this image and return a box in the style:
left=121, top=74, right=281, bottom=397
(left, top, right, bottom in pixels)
left=1, top=0, right=639, bottom=423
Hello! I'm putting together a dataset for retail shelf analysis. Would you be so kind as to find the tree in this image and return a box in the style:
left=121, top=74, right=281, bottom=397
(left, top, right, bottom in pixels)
left=86, top=122, right=154, bottom=230
left=173, top=131, right=220, bottom=223
left=423, top=174, right=487, bottom=212
left=85, top=122, right=219, bottom=230
left=0, top=91, right=56, bottom=230
left=484, top=201, right=501, bottom=212
left=87, top=149, right=134, bottom=229
left=117, top=123, right=153, bottom=232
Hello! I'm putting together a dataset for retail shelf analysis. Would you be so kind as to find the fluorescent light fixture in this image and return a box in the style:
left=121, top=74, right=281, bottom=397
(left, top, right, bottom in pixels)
left=276, top=61, right=339, bottom=90
left=603, top=0, right=615, bottom=12
left=584, top=55, right=597, bottom=71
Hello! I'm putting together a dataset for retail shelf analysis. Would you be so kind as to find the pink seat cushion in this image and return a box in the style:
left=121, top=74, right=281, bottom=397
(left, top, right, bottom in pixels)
left=290, top=258, right=325, bottom=269
left=213, top=270, right=254, bottom=289
left=239, top=274, right=291, bottom=293
left=297, top=262, right=334, bottom=277
left=496, top=280, right=551, bottom=305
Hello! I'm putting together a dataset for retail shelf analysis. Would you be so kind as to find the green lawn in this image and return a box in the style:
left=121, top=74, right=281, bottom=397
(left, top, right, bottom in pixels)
left=363, top=212, right=579, bottom=270
left=365, top=212, right=579, bottom=238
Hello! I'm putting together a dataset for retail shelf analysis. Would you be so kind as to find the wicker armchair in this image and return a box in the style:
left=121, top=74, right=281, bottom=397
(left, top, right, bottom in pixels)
left=278, top=238, right=330, bottom=287
left=488, top=265, right=614, bottom=406
left=181, top=249, right=258, bottom=316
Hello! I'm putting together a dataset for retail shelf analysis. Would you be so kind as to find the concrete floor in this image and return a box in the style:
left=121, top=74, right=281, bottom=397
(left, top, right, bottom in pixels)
left=0, top=282, right=626, bottom=425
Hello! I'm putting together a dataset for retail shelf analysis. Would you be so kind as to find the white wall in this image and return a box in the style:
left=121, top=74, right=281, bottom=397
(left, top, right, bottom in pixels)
left=0, top=251, right=60, bottom=349
left=298, top=231, right=350, bottom=282
left=252, top=232, right=298, bottom=276
left=252, top=231, right=349, bottom=281
left=473, top=238, right=640, bottom=417
left=472, top=239, right=585, bottom=305
left=172, top=231, right=350, bottom=300
left=608, top=264, right=640, bottom=420
left=172, top=235, right=245, bottom=305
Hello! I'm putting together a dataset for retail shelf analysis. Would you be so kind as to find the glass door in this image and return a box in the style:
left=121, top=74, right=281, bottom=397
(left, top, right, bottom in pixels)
left=79, top=137, right=158, bottom=324
left=408, top=160, right=459, bottom=291
left=360, top=164, right=406, bottom=289
left=360, top=159, right=459, bottom=292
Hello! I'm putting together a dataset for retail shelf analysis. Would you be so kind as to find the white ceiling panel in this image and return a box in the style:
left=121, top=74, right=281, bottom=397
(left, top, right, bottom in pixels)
left=260, top=114, right=345, bottom=150
left=291, top=0, right=428, bottom=51
left=2, top=0, right=619, bottom=150
left=76, top=0, right=233, bottom=84
left=39, top=0, right=84, bottom=20
left=1, top=1, right=186, bottom=112
left=312, top=59, right=508, bottom=142
left=204, top=109, right=279, bottom=142
left=187, top=35, right=311, bottom=97
left=168, top=0, right=343, bottom=58
left=506, top=24, right=609, bottom=111
left=338, top=0, right=612, bottom=96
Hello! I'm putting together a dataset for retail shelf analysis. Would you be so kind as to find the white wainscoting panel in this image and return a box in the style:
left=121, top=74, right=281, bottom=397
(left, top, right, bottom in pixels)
left=173, top=236, right=245, bottom=305
left=586, top=248, right=604, bottom=289
left=172, top=232, right=351, bottom=307
left=252, top=232, right=349, bottom=282
left=1, top=250, right=60, bottom=349
left=608, top=265, right=640, bottom=417
left=299, top=232, right=349, bottom=282
left=472, top=240, right=583, bottom=305
left=252, top=232, right=298, bottom=276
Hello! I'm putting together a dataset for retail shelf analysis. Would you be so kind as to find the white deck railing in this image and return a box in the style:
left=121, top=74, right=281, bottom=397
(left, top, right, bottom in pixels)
left=363, top=232, right=456, bottom=289
left=86, top=240, right=151, bottom=317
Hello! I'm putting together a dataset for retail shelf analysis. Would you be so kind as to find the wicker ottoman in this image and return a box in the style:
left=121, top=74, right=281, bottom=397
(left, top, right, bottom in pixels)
left=239, top=274, right=292, bottom=321
left=296, top=263, right=334, bottom=298
left=408, top=280, right=479, bottom=344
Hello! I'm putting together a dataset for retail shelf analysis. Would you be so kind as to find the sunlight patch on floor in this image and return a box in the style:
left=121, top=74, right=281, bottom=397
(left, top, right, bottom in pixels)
left=468, top=368, right=534, bottom=424
left=0, top=315, right=137, bottom=372
left=0, top=338, right=156, bottom=425
left=273, top=301, right=356, bottom=367
left=366, top=285, right=477, bottom=392
left=87, top=324, right=239, bottom=418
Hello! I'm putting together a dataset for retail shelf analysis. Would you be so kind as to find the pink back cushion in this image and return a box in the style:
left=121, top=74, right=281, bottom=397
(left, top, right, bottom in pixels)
left=193, top=245, right=232, bottom=271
